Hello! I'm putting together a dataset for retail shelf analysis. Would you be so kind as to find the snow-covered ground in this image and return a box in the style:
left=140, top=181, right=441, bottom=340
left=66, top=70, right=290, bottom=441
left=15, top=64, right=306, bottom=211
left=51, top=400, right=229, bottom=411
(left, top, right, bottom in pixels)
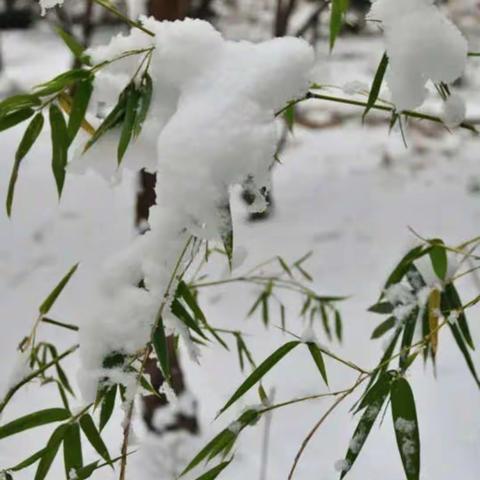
left=1, top=23, right=480, bottom=480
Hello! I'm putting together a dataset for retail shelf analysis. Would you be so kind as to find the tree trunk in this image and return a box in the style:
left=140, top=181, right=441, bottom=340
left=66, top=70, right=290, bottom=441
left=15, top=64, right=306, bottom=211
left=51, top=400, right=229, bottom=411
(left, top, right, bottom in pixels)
left=139, top=0, right=198, bottom=436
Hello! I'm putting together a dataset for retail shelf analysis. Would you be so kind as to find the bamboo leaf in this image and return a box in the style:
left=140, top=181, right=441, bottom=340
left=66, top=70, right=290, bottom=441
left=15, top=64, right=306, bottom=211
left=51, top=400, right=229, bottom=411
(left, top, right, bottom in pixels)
left=340, top=378, right=389, bottom=478
left=368, top=302, right=393, bottom=314
left=307, top=343, right=328, bottom=385
left=10, top=448, right=46, bottom=471
left=6, top=113, right=44, bottom=217
left=391, top=377, right=421, bottom=480
left=79, top=414, right=111, bottom=464
left=429, top=241, right=447, bottom=280
left=133, top=73, right=153, bottom=138
left=443, top=284, right=474, bottom=349
left=371, top=317, right=396, bottom=339
left=34, top=69, right=90, bottom=97
left=99, top=385, right=117, bottom=431
left=330, top=0, right=349, bottom=50
left=218, top=341, right=300, bottom=416
left=118, top=86, right=140, bottom=164
left=194, top=460, right=232, bottom=480
left=0, top=108, right=34, bottom=133
left=0, top=408, right=69, bottom=440
left=68, top=79, right=93, bottom=143
left=0, top=94, right=40, bottom=116
left=49, top=104, right=69, bottom=198
left=39, top=263, right=79, bottom=315
left=152, top=314, right=170, bottom=381
left=63, top=423, right=83, bottom=475
left=335, top=310, right=343, bottom=342
left=54, top=27, right=89, bottom=64
left=363, top=53, right=388, bottom=120
left=34, top=423, right=68, bottom=480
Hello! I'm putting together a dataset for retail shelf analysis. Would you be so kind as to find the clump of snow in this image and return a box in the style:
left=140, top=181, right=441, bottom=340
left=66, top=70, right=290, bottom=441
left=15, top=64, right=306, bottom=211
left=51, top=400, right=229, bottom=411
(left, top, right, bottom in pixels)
left=300, top=324, right=318, bottom=344
left=39, top=0, right=64, bottom=16
left=334, top=459, right=351, bottom=473
left=76, top=18, right=314, bottom=399
left=442, top=93, right=467, bottom=128
left=368, top=0, right=468, bottom=111
left=447, top=310, right=460, bottom=325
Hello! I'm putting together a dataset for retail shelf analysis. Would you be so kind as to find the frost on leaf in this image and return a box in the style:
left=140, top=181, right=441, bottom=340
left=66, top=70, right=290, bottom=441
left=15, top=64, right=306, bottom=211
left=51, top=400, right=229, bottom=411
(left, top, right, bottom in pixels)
left=368, top=0, right=468, bottom=111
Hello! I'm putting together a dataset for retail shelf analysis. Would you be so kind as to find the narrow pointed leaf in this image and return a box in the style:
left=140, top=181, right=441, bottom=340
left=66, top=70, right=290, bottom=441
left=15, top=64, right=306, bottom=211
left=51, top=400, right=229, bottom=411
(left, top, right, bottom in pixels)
left=54, top=26, right=89, bottom=63
left=363, top=53, right=388, bottom=119
left=371, top=317, right=396, bottom=339
left=429, top=242, right=447, bottom=280
left=63, top=423, right=83, bottom=475
left=194, top=460, right=232, bottom=480
left=0, top=108, right=34, bottom=132
left=99, top=385, right=117, bottom=431
left=68, top=79, right=93, bottom=143
left=79, top=414, right=111, bottom=464
left=133, top=73, right=153, bottom=138
left=49, top=104, right=69, bottom=198
left=330, top=0, right=349, bottom=50
left=34, top=423, right=68, bottom=480
left=0, top=408, right=69, bottom=440
left=307, top=343, right=328, bottom=385
left=118, top=87, right=139, bottom=164
left=7, top=113, right=44, bottom=216
left=391, top=377, right=420, bottom=480
left=218, top=341, right=300, bottom=416
left=10, top=448, right=46, bottom=471
left=39, top=263, right=79, bottom=315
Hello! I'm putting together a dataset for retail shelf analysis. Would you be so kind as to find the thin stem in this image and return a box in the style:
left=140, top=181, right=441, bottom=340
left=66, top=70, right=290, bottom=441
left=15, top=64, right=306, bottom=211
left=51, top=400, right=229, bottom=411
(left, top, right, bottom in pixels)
left=287, top=374, right=367, bottom=480
left=92, top=0, right=155, bottom=36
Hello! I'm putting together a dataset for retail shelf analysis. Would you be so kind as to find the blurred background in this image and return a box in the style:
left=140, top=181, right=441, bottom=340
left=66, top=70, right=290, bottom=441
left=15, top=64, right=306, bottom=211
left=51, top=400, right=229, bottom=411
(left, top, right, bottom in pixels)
left=0, top=1, right=480, bottom=479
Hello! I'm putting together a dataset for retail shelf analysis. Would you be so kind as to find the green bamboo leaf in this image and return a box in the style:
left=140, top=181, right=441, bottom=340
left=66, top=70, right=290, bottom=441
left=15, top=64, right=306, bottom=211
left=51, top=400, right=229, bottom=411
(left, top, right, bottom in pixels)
left=76, top=460, right=100, bottom=479
left=0, top=108, right=34, bottom=133
left=390, top=377, right=421, bottom=480
left=39, top=263, right=79, bottom=315
left=83, top=95, right=127, bottom=152
left=340, top=379, right=389, bottom=478
left=399, top=309, right=418, bottom=371
left=46, top=345, right=74, bottom=396
left=368, top=302, right=394, bottom=314
left=355, top=372, right=392, bottom=413
left=371, top=317, right=396, bottom=339
left=443, top=284, right=474, bottom=349
left=6, top=113, right=44, bottom=217
left=10, top=448, right=46, bottom=471
left=283, top=104, right=295, bottom=131
left=63, top=423, right=83, bottom=475
left=118, top=87, right=140, bottom=164
left=0, top=408, right=69, bottom=440
left=152, top=314, right=170, bottom=381
left=49, top=104, right=69, bottom=198
left=194, top=460, right=232, bottom=480
left=429, top=241, right=447, bottom=280
left=307, top=343, right=328, bottom=385
left=133, top=73, right=153, bottom=138
left=171, top=299, right=207, bottom=339
left=79, top=414, right=111, bottom=464
left=35, top=423, right=68, bottom=480
left=34, top=69, right=91, bottom=97
left=320, top=305, right=332, bottom=340
left=182, top=430, right=236, bottom=475
left=363, top=53, right=388, bottom=120
left=218, top=341, right=300, bottom=416
left=335, top=310, right=343, bottom=342
left=99, top=385, right=117, bottom=431
left=277, top=256, right=293, bottom=278
left=330, top=0, right=349, bottom=50
left=0, top=94, right=40, bottom=116
left=54, top=27, right=89, bottom=64
left=68, top=79, right=93, bottom=143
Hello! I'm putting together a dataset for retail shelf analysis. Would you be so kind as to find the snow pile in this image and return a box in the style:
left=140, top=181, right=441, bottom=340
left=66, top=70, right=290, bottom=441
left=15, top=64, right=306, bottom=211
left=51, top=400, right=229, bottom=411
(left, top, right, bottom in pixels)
left=75, top=18, right=314, bottom=400
left=39, top=0, right=64, bottom=16
left=368, top=0, right=468, bottom=111
left=442, top=92, right=467, bottom=128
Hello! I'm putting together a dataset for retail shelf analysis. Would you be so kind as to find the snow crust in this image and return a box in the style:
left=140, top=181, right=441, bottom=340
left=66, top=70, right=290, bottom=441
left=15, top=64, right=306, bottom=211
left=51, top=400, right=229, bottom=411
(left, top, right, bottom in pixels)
left=39, top=0, right=64, bottom=16
left=368, top=0, right=468, bottom=111
left=75, top=18, right=314, bottom=399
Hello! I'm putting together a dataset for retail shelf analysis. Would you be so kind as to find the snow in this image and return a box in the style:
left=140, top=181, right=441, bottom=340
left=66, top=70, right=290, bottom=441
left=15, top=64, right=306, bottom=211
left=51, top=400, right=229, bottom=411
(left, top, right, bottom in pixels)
left=1, top=19, right=480, bottom=480
left=368, top=0, right=468, bottom=111
left=442, top=93, right=467, bottom=128
left=73, top=18, right=315, bottom=398
left=39, top=0, right=64, bottom=16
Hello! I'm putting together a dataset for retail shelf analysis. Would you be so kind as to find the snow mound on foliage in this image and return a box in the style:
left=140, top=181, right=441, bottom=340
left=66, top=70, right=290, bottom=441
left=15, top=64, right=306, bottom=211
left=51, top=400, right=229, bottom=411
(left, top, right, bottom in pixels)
left=76, top=18, right=314, bottom=400
left=368, top=0, right=468, bottom=111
